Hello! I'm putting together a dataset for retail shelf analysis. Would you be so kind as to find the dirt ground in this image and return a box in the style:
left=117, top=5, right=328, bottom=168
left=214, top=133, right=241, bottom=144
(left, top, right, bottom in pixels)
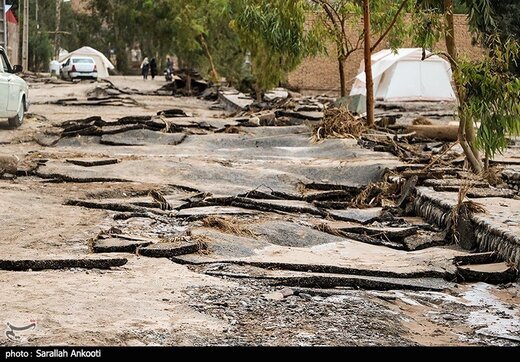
left=0, top=76, right=518, bottom=346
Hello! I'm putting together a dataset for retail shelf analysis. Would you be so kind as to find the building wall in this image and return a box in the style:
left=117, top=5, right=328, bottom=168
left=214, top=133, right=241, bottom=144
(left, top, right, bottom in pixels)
left=6, top=21, right=18, bottom=63
left=288, top=15, right=483, bottom=96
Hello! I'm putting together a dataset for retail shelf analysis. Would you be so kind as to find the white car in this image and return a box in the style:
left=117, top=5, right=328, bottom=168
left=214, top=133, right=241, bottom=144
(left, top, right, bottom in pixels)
left=0, top=47, right=29, bottom=128
left=60, top=56, right=98, bottom=80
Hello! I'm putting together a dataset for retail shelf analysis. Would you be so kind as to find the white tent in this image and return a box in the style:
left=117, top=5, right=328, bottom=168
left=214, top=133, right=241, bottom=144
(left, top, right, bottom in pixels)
left=59, top=46, right=115, bottom=78
left=350, top=48, right=456, bottom=102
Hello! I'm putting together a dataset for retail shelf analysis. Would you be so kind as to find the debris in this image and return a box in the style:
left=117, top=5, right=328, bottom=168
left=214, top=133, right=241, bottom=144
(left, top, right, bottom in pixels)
left=0, top=155, right=18, bottom=176
left=218, top=88, right=255, bottom=111
left=453, top=252, right=498, bottom=266
left=92, top=238, right=153, bottom=254
left=177, top=206, right=257, bottom=219
left=157, top=109, right=189, bottom=118
left=311, top=107, right=366, bottom=142
left=264, top=88, right=289, bottom=102
left=201, top=216, right=256, bottom=238
left=148, top=190, right=173, bottom=211
left=66, top=159, right=119, bottom=167
left=0, top=258, right=128, bottom=271
left=138, top=242, right=201, bottom=258
left=100, top=130, right=186, bottom=146
left=405, top=124, right=459, bottom=142
left=65, top=200, right=169, bottom=215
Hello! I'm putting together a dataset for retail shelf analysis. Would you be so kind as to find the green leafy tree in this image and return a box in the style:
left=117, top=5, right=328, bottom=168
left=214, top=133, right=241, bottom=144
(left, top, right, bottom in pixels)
left=310, top=0, right=414, bottom=102
left=231, top=0, right=322, bottom=100
left=416, top=0, right=519, bottom=172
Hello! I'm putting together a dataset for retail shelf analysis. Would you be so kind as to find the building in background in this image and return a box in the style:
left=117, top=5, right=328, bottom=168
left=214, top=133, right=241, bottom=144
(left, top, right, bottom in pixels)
left=5, top=3, right=19, bottom=63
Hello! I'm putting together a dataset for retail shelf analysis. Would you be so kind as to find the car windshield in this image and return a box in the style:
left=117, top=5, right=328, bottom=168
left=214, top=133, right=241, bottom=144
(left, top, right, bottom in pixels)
left=72, top=58, right=94, bottom=64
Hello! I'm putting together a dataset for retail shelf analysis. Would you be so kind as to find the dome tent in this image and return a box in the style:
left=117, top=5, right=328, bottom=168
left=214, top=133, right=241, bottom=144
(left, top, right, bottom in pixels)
left=350, top=48, right=457, bottom=102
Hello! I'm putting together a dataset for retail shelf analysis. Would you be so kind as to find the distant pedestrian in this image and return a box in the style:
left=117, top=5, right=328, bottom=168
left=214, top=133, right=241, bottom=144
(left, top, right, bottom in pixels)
left=140, top=57, right=150, bottom=80
left=166, top=57, right=173, bottom=73
left=150, top=58, right=158, bottom=80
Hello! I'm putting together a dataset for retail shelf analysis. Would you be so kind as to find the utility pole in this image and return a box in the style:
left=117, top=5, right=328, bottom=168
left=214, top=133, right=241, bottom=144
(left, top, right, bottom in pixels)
left=0, top=0, right=6, bottom=50
left=22, top=0, right=29, bottom=70
left=54, top=0, right=61, bottom=59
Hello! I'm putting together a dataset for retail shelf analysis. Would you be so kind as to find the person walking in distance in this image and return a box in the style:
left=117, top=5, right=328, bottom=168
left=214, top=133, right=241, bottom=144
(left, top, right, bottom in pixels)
left=166, top=57, right=173, bottom=73
left=140, top=57, right=150, bottom=80
left=150, top=58, right=158, bottom=80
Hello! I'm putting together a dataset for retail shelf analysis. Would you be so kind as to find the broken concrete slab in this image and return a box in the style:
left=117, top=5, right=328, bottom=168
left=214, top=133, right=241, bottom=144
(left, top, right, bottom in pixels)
left=402, top=231, right=447, bottom=251
left=325, top=208, right=382, bottom=223
left=453, top=252, right=498, bottom=266
left=431, top=186, right=517, bottom=198
left=138, top=242, right=200, bottom=258
left=157, top=109, right=189, bottom=118
left=218, top=89, right=254, bottom=111
left=415, top=188, right=520, bottom=267
left=252, top=221, right=344, bottom=248
left=0, top=258, right=128, bottom=271
left=65, top=200, right=170, bottom=216
left=323, top=221, right=418, bottom=241
left=92, top=237, right=153, bottom=253
left=456, top=262, right=518, bottom=284
left=275, top=110, right=324, bottom=121
left=423, top=179, right=489, bottom=188
left=0, top=155, right=18, bottom=176
left=264, top=88, right=289, bottom=102
left=205, top=267, right=454, bottom=292
left=100, top=129, right=186, bottom=146
left=33, top=133, right=62, bottom=147
left=66, top=159, right=120, bottom=167
left=176, top=206, right=257, bottom=219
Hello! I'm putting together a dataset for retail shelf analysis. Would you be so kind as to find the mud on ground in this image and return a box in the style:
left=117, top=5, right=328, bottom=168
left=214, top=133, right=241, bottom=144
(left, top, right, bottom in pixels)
left=0, top=76, right=518, bottom=346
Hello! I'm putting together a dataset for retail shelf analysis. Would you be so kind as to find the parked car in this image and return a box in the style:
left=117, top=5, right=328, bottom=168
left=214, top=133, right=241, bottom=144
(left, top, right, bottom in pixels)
left=60, top=56, right=98, bottom=80
left=0, top=47, right=29, bottom=128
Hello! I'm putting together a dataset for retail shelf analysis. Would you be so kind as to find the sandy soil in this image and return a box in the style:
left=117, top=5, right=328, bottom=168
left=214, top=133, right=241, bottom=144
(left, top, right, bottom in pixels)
left=0, top=76, right=518, bottom=346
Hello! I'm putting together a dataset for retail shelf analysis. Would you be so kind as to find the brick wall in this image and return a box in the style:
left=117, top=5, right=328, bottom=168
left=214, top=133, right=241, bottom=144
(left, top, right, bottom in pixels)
left=288, top=15, right=483, bottom=96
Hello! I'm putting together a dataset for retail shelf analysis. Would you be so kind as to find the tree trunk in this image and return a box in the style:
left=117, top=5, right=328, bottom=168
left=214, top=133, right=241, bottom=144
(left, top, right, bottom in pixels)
left=200, top=34, right=219, bottom=83
left=458, top=113, right=483, bottom=173
left=444, top=0, right=482, bottom=172
left=443, top=0, right=458, bottom=69
left=363, top=0, right=375, bottom=127
left=338, top=57, right=347, bottom=97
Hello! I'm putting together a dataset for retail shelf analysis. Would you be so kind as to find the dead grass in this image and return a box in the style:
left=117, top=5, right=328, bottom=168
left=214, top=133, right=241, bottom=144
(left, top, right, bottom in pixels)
left=350, top=181, right=400, bottom=208
left=160, top=232, right=210, bottom=255
left=315, top=223, right=343, bottom=237
left=311, top=107, right=366, bottom=143
left=481, top=166, right=504, bottom=186
left=202, top=216, right=256, bottom=238
left=412, top=117, right=433, bottom=125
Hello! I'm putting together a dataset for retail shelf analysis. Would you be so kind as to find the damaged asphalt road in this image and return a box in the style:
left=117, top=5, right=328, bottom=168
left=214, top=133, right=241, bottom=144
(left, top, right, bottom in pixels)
left=0, top=76, right=518, bottom=346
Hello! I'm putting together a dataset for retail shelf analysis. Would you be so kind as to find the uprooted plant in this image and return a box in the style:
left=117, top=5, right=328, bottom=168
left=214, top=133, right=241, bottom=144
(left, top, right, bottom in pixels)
left=450, top=179, right=487, bottom=246
left=311, top=107, right=367, bottom=143
left=202, top=216, right=257, bottom=238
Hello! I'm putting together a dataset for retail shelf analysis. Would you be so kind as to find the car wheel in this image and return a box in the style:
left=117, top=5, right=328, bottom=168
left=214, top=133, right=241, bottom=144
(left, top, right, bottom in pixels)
left=8, top=98, right=25, bottom=128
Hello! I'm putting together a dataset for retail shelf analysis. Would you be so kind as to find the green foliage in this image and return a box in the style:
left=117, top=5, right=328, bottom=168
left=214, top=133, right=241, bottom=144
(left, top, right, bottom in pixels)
left=412, top=8, right=446, bottom=49
left=28, top=24, right=53, bottom=72
left=457, top=36, right=520, bottom=158
left=231, top=0, right=321, bottom=96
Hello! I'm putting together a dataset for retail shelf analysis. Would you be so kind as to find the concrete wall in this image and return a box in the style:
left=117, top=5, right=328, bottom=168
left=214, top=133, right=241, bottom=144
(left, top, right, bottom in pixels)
left=288, top=15, right=483, bottom=96
left=6, top=21, right=18, bottom=63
